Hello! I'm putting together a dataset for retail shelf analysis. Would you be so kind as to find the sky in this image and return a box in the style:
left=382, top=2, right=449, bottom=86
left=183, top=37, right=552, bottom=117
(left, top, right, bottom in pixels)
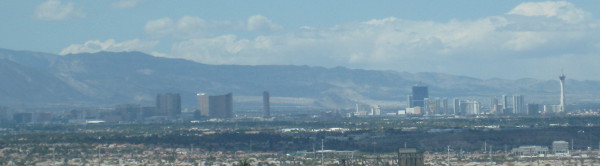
left=1, top=0, right=600, bottom=80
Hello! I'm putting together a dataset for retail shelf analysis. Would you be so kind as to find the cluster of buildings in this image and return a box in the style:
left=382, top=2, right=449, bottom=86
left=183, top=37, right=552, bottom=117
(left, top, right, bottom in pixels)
left=401, top=74, right=569, bottom=117
left=0, top=91, right=276, bottom=124
left=0, top=73, right=578, bottom=123
left=194, top=91, right=272, bottom=119
left=511, top=140, right=571, bottom=157
left=352, top=104, right=382, bottom=116
left=0, top=93, right=183, bottom=124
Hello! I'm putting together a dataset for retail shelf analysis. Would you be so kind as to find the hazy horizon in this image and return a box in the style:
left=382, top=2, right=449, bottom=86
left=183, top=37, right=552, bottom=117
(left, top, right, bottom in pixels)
left=1, top=48, right=591, bottom=82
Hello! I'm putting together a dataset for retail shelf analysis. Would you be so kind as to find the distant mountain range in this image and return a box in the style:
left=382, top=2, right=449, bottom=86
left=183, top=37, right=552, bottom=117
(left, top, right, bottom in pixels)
left=0, top=48, right=599, bottom=110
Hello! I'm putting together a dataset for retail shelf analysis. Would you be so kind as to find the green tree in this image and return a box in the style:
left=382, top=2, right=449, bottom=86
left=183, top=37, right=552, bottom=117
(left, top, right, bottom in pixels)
left=238, top=159, right=251, bottom=166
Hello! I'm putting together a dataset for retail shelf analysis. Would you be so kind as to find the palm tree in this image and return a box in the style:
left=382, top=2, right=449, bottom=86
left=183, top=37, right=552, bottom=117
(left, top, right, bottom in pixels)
left=238, top=159, right=251, bottom=166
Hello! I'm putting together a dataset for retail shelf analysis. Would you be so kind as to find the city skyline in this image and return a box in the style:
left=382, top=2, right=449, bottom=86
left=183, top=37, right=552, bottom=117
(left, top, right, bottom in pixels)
left=2, top=1, right=600, bottom=80
left=2, top=1, right=600, bottom=165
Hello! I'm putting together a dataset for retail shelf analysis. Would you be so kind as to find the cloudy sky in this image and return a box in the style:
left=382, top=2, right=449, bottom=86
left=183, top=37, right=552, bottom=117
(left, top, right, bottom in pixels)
left=2, top=1, right=600, bottom=80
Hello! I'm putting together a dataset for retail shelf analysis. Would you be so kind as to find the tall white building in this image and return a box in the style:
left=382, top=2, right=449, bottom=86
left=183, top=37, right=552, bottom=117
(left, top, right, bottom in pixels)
left=502, top=95, right=509, bottom=113
left=453, top=98, right=460, bottom=115
left=490, top=98, right=501, bottom=115
left=424, top=98, right=447, bottom=115
left=559, top=74, right=566, bottom=112
left=462, top=100, right=480, bottom=115
left=371, top=105, right=381, bottom=116
left=441, top=98, right=449, bottom=115
left=512, top=95, right=525, bottom=114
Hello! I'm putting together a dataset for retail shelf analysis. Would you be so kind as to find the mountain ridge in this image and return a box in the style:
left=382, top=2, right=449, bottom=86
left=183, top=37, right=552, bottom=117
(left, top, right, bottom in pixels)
left=0, top=48, right=598, bottom=110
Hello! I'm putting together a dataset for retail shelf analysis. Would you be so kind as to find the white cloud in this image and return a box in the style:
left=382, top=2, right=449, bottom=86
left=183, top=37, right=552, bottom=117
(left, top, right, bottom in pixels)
left=60, top=39, right=158, bottom=55
left=167, top=16, right=509, bottom=67
left=171, top=35, right=265, bottom=65
left=111, top=0, right=144, bottom=9
left=508, top=1, right=590, bottom=23
left=246, top=15, right=282, bottom=32
left=144, top=16, right=227, bottom=39
left=144, top=15, right=283, bottom=39
left=144, top=17, right=176, bottom=37
left=503, top=32, right=543, bottom=51
left=363, top=17, right=398, bottom=26
left=145, top=1, right=600, bottom=79
left=34, top=0, right=85, bottom=21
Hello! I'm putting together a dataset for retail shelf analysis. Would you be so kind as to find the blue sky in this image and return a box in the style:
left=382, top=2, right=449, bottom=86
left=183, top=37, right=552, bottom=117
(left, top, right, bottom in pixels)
left=2, top=0, right=600, bottom=80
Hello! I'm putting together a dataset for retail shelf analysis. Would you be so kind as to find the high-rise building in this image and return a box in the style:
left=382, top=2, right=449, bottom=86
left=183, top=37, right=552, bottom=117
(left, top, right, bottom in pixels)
left=490, top=98, right=498, bottom=108
left=490, top=98, right=498, bottom=114
left=156, top=93, right=181, bottom=117
left=371, top=105, right=381, bottom=116
left=501, top=95, right=508, bottom=113
left=462, top=100, right=480, bottom=115
left=407, top=95, right=414, bottom=108
left=513, top=95, right=525, bottom=114
left=0, top=107, right=8, bottom=124
left=527, top=103, right=540, bottom=115
left=34, top=112, right=53, bottom=123
left=424, top=98, right=435, bottom=115
left=559, top=74, right=566, bottom=112
left=197, top=93, right=233, bottom=118
left=141, top=106, right=157, bottom=118
left=453, top=98, right=460, bottom=115
left=441, top=98, right=449, bottom=115
left=424, top=98, right=448, bottom=115
left=263, top=91, right=271, bottom=118
left=491, top=104, right=503, bottom=115
left=116, top=104, right=142, bottom=121
left=411, top=85, right=428, bottom=108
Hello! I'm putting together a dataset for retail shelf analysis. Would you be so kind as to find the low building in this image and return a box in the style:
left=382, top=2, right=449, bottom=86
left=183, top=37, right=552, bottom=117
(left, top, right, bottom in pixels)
left=552, top=140, right=569, bottom=155
left=512, top=146, right=549, bottom=157
left=13, top=113, right=32, bottom=124
left=398, top=148, right=424, bottom=166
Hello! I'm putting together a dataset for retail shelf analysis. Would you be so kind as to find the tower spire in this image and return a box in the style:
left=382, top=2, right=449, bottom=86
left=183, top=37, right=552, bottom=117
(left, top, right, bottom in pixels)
left=559, top=73, right=566, bottom=113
